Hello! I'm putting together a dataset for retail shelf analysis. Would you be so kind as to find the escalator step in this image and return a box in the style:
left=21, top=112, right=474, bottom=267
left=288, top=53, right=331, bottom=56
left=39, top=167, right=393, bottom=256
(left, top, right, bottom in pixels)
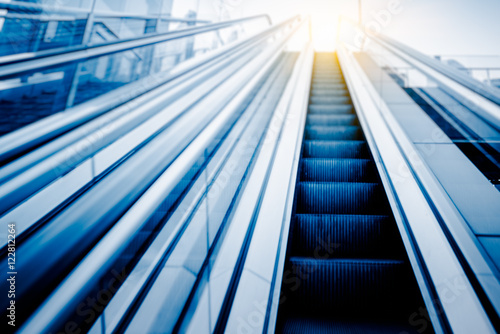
left=312, top=78, right=345, bottom=85
left=312, top=74, right=343, bottom=81
left=313, top=70, right=341, bottom=75
left=279, top=316, right=423, bottom=334
left=311, top=83, right=346, bottom=90
left=310, top=88, right=348, bottom=97
left=300, top=159, right=376, bottom=182
left=314, top=63, right=338, bottom=67
left=291, top=214, right=402, bottom=258
left=310, top=95, right=351, bottom=105
left=313, top=69, right=341, bottom=72
left=306, top=115, right=357, bottom=126
left=309, top=105, right=353, bottom=114
left=303, top=141, right=369, bottom=159
left=313, top=71, right=340, bottom=76
left=304, top=126, right=362, bottom=141
left=286, top=257, right=407, bottom=312
left=312, top=73, right=342, bottom=77
left=313, top=68, right=340, bottom=71
left=312, top=81, right=344, bottom=86
left=313, top=67, right=341, bottom=71
left=296, top=182, right=389, bottom=214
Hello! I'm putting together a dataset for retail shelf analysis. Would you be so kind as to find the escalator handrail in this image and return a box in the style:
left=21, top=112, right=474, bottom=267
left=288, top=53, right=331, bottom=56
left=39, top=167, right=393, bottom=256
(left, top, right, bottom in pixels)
left=367, top=34, right=500, bottom=131
left=337, top=16, right=500, bottom=130
left=0, top=14, right=273, bottom=76
left=377, top=34, right=500, bottom=106
left=223, top=42, right=313, bottom=334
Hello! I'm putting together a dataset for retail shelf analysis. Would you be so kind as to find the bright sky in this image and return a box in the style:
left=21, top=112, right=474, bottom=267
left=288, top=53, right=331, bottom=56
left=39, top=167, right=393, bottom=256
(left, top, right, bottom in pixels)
left=232, top=0, right=500, bottom=55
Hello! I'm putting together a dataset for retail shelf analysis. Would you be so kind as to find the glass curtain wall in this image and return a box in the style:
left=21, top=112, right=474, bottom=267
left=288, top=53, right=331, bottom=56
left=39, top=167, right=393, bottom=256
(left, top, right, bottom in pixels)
left=0, top=8, right=269, bottom=136
left=0, top=0, right=236, bottom=136
left=0, top=0, right=206, bottom=56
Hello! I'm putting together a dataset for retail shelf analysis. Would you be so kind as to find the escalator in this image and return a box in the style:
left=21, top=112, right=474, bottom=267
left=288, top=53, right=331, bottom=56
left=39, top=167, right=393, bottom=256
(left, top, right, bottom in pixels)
left=1, top=9, right=498, bottom=331
left=276, top=52, right=434, bottom=333
left=2, top=10, right=497, bottom=331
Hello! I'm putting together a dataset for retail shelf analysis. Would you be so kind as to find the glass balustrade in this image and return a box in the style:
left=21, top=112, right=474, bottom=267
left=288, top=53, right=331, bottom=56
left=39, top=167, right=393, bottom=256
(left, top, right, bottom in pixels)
left=0, top=15, right=271, bottom=136
left=337, top=17, right=500, bottom=189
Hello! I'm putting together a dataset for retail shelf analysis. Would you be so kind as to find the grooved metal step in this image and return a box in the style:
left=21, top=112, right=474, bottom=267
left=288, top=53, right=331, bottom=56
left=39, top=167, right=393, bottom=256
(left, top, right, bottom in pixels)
left=296, top=182, right=390, bottom=215
left=291, top=214, right=403, bottom=258
left=310, top=88, right=348, bottom=97
left=303, top=141, right=369, bottom=159
left=304, top=126, right=362, bottom=141
left=308, top=104, right=353, bottom=114
left=306, top=115, right=357, bottom=126
left=314, top=64, right=339, bottom=67
left=313, top=73, right=342, bottom=78
left=313, top=69, right=340, bottom=72
left=312, top=79, right=345, bottom=85
left=300, top=158, right=376, bottom=182
left=279, top=316, right=424, bottom=334
left=286, top=257, right=408, bottom=312
left=313, top=71, right=342, bottom=76
left=311, top=83, right=346, bottom=90
left=310, top=95, right=351, bottom=105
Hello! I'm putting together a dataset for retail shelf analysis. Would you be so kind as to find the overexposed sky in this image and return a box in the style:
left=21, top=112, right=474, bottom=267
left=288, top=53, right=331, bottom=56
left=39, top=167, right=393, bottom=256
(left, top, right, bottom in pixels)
left=227, top=0, right=500, bottom=55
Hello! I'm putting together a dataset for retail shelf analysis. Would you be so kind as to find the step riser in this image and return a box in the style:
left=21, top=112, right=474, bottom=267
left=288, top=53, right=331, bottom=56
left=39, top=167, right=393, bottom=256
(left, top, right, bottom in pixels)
left=310, top=89, right=348, bottom=97
left=296, top=183, right=389, bottom=215
left=311, top=84, right=346, bottom=91
left=300, top=159, right=376, bottom=182
left=285, top=259, right=409, bottom=312
left=313, top=71, right=342, bottom=76
left=310, top=96, right=351, bottom=104
left=291, top=215, right=402, bottom=258
left=314, top=65, right=340, bottom=69
left=313, top=69, right=341, bottom=72
left=313, top=72, right=341, bottom=76
left=306, top=115, right=357, bottom=126
left=313, top=75, right=343, bottom=79
left=304, top=126, right=363, bottom=141
left=309, top=105, right=353, bottom=114
left=303, top=141, right=369, bottom=159
left=313, top=73, right=342, bottom=77
left=312, top=79, right=345, bottom=85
